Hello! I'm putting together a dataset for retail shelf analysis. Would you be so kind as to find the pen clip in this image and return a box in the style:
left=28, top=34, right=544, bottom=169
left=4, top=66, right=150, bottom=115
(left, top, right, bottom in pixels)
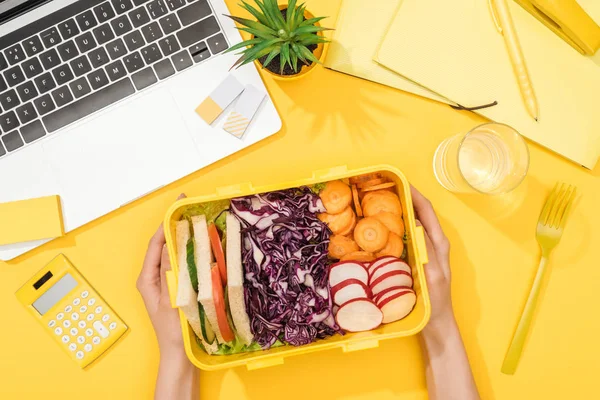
left=488, top=0, right=503, bottom=33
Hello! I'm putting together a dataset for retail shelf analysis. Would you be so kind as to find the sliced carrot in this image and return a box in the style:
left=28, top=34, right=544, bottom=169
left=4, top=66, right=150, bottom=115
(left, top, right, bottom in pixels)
left=373, top=212, right=405, bottom=237
left=351, top=185, right=363, bottom=217
left=361, top=190, right=398, bottom=209
left=329, top=235, right=360, bottom=259
left=361, top=182, right=396, bottom=193
left=354, top=217, right=389, bottom=253
left=318, top=207, right=355, bottom=235
left=349, top=173, right=381, bottom=185
left=376, top=232, right=404, bottom=258
left=320, top=180, right=352, bottom=214
left=341, top=251, right=375, bottom=262
left=357, top=178, right=388, bottom=190
left=362, top=191, right=403, bottom=217
left=337, top=211, right=357, bottom=236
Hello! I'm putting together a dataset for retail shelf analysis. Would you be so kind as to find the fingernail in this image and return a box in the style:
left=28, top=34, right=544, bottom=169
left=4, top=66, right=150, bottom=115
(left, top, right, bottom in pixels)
left=177, top=193, right=186, bottom=200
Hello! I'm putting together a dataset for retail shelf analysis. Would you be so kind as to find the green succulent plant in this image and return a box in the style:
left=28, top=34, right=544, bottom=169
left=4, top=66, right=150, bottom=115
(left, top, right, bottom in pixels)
left=224, top=0, right=330, bottom=74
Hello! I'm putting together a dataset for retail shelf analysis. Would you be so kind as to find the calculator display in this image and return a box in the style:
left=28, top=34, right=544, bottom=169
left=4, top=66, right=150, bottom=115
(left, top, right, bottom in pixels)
left=32, top=273, right=78, bottom=315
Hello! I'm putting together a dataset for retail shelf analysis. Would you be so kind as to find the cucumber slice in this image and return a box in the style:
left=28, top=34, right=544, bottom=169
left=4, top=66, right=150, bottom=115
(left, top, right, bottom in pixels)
left=198, top=302, right=216, bottom=344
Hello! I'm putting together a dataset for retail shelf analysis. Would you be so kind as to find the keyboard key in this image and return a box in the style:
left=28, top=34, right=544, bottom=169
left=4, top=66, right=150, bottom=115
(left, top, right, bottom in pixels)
left=0, top=89, right=20, bottom=110
left=134, top=0, right=151, bottom=5
left=52, top=64, right=74, bottom=86
left=34, top=72, right=57, bottom=94
left=124, top=51, right=144, bottom=73
left=15, top=103, right=37, bottom=124
left=70, top=77, right=92, bottom=98
left=141, top=43, right=162, bottom=64
left=0, top=54, right=7, bottom=71
left=105, top=60, right=127, bottom=81
left=106, top=38, right=127, bottom=60
left=207, top=33, right=227, bottom=54
left=153, top=58, right=174, bottom=79
left=94, top=2, right=116, bottom=23
left=4, top=44, right=26, bottom=65
left=165, top=0, right=186, bottom=11
left=52, top=85, right=74, bottom=107
left=58, top=19, right=80, bottom=40
left=2, top=131, right=23, bottom=151
left=142, top=22, right=163, bottom=43
left=40, top=27, right=62, bottom=48
left=22, top=57, right=44, bottom=79
left=44, top=78, right=135, bottom=132
left=40, top=48, right=61, bottom=70
left=112, top=0, right=134, bottom=14
left=20, top=120, right=45, bottom=143
left=0, top=76, right=7, bottom=93
left=58, top=40, right=79, bottom=62
left=147, top=0, right=168, bottom=19
left=93, top=23, right=115, bottom=45
left=130, top=7, right=150, bottom=28
left=76, top=10, right=98, bottom=32
left=88, top=69, right=110, bottom=90
left=158, top=14, right=181, bottom=35
left=189, top=41, right=209, bottom=63
left=75, top=32, right=98, bottom=53
left=70, top=56, right=92, bottom=77
left=0, top=142, right=5, bottom=157
left=171, top=49, right=192, bottom=71
left=34, top=94, right=56, bottom=115
left=22, top=36, right=44, bottom=57
left=89, top=47, right=110, bottom=68
left=132, top=67, right=157, bottom=90
left=178, top=0, right=211, bottom=26
left=0, top=111, right=20, bottom=133
left=177, top=16, right=219, bottom=48
left=16, top=81, right=38, bottom=102
left=111, top=15, right=133, bottom=36
left=123, top=30, right=145, bottom=51
left=4, top=66, right=25, bottom=86
left=158, top=35, right=180, bottom=57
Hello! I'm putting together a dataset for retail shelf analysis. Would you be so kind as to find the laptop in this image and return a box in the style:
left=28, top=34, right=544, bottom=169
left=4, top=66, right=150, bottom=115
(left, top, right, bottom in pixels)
left=0, top=0, right=282, bottom=261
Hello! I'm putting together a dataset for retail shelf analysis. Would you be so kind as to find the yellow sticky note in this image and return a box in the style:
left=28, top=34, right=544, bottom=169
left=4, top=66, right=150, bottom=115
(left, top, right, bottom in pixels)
left=0, top=195, right=64, bottom=246
left=195, top=75, right=244, bottom=124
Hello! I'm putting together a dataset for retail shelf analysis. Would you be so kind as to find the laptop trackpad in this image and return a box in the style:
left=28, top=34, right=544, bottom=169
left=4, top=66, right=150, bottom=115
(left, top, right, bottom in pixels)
left=42, top=89, right=201, bottom=230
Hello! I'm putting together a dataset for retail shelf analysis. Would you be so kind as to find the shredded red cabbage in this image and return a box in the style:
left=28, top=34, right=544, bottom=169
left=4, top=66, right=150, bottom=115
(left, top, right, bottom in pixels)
left=231, top=187, right=342, bottom=348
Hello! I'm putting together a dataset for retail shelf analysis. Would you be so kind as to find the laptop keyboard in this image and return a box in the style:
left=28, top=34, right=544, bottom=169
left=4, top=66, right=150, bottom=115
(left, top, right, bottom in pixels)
left=0, top=0, right=229, bottom=158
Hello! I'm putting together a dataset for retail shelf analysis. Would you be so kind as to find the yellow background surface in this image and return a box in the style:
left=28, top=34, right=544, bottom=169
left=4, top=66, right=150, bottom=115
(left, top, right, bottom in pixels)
left=2, top=0, right=600, bottom=399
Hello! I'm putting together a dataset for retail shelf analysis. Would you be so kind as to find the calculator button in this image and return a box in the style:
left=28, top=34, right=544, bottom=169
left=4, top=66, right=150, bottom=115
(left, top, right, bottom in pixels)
left=88, top=298, right=96, bottom=306
left=69, top=343, right=77, bottom=351
left=81, top=291, right=89, bottom=298
left=73, top=298, right=81, bottom=306
left=78, top=321, right=86, bottom=329
left=102, top=314, right=110, bottom=322
left=84, top=344, right=93, bottom=352
left=61, top=335, right=70, bottom=343
left=54, top=327, right=63, bottom=335
left=64, top=305, right=73, bottom=313
left=48, top=320, right=56, bottom=328
left=93, top=321, right=110, bottom=338
left=63, top=320, right=71, bottom=328
left=87, top=313, right=95, bottom=321
left=77, top=336, right=85, bottom=344
left=79, top=305, right=87, bottom=313
left=70, top=328, right=78, bottom=336
left=86, top=328, right=94, bottom=337
left=95, top=306, right=103, bottom=314
left=92, top=336, right=101, bottom=345
left=71, top=312, right=80, bottom=321
left=76, top=351, right=84, bottom=359
left=57, top=313, right=64, bottom=320
left=109, top=322, right=117, bottom=330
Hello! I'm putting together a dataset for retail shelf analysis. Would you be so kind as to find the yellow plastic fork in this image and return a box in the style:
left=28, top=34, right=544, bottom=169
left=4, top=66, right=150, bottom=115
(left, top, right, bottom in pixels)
left=501, top=183, right=577, bottom=375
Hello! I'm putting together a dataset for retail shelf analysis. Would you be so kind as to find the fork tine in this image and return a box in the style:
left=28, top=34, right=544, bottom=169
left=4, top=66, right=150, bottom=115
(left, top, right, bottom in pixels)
left=539, top=183, right=559, bottom=225
left=558, top=186, right=577, bottom=229
left=548, top=183, right=568, bottom=227
left=550, top=184, right=574, bottom=228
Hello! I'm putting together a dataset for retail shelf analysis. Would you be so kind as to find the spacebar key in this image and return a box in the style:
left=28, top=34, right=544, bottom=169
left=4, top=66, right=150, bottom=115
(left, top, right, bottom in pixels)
left=43, top=78, right=136, bottom=133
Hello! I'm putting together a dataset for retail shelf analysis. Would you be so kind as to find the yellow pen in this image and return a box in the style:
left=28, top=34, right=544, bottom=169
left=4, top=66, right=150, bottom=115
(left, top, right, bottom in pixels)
left=489, top=0, right=540, bottom=121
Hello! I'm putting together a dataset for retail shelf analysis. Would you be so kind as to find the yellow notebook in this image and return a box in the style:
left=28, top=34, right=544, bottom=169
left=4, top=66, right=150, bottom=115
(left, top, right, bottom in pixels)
left=324, top=0, right=453, bottom=105
left=0, top=196, right=64, bottom=246
left=376, top=0, right=600, bottom=168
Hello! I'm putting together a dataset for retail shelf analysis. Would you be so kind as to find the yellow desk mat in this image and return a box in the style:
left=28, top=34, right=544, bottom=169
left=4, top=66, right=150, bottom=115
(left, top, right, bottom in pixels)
left=0, top=195, right=63, bottom=246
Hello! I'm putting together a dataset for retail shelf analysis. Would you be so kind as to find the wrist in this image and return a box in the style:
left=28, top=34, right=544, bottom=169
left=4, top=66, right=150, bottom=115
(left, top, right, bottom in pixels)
left=421, top=313, right=458, bottom=343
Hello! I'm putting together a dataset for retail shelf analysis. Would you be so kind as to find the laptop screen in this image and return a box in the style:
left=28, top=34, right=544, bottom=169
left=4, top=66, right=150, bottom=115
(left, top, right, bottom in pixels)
left=0, top=0, right=51, bottom=24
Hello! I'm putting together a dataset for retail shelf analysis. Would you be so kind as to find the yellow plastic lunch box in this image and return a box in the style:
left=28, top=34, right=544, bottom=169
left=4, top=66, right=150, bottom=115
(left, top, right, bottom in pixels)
left=164, top=165, right=431, bottom=371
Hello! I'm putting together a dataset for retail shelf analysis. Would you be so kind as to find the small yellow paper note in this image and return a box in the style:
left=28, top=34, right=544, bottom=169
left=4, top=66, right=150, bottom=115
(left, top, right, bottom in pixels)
left=0, top=195, right=64, bottom=246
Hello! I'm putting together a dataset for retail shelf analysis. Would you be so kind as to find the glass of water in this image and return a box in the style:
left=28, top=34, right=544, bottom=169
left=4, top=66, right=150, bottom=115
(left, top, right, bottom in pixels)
left=433, top=123, right=529, bottom=195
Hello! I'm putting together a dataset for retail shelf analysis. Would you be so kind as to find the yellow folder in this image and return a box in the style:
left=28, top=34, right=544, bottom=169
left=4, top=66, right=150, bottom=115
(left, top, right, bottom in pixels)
left=0, top=196, right=64, bottom=246
left=376, top=0, right=600, bottom=169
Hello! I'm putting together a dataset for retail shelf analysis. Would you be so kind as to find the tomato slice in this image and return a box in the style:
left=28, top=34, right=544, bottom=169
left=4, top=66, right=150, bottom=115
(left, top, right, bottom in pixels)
left=208, top=223, right=227, bottom=286
left=211, top=265, right=235, bottom=343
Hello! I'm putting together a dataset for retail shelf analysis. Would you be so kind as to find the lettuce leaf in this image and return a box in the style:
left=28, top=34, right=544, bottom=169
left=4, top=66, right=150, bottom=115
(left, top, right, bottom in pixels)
left=186, top=238, right=198, bottom=292
left=181, top=199, right=230, bottom=223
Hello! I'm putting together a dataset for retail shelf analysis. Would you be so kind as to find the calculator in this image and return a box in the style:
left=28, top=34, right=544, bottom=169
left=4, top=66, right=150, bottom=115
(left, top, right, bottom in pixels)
left=16, top=254, right=127, bottom=368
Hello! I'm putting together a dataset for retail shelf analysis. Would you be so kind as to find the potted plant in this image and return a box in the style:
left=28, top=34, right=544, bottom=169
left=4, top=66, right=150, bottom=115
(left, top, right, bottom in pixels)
left=224, top=0, right=331, bottom=80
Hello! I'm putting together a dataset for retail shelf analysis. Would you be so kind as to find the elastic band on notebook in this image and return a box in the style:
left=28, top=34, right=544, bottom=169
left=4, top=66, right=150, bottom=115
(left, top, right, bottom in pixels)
left=451, top=101, right=498, bottom=111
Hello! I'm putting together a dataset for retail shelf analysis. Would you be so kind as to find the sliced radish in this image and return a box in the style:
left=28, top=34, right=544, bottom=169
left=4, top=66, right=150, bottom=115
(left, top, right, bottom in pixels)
left=335, top=299, right=383, bottom=332
left=371, top=271, right=413, bottom=296
left=374, top=287, right=413, bottom=304
left=369, top=260, right=411, bottom=285
left=329, top=261, right=369, bottom=287
left=331, top=279, right=372, bottom=306
left=368, top=256, right=397, bottom=271
left=378, top=291, right=417, bottom=323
